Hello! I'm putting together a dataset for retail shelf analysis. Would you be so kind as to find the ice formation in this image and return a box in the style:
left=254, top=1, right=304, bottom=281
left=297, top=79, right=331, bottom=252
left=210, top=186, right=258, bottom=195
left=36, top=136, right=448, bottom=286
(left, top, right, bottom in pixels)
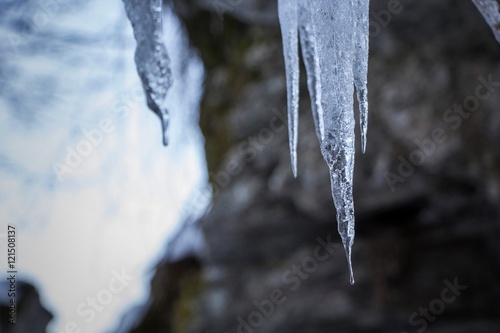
left=121, top=0, right=500, bottom=285
left=122, top=0, right=172, bottom=145
left=279, top=0, right=370, bottom=284
left=298, top=0, right=325, bottom=144
left=353, top=0, right=370, bottom=154
left=278, top=0, right=300, bottom=177
left=472, top=0, right=500, bottom=43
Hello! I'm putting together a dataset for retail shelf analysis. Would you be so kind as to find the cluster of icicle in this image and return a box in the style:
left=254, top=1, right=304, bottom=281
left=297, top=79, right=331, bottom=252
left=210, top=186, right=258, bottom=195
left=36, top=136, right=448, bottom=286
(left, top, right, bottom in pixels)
left=278, top=0, right=369, bottom=285
left=122, top=0, right=500, bottom=284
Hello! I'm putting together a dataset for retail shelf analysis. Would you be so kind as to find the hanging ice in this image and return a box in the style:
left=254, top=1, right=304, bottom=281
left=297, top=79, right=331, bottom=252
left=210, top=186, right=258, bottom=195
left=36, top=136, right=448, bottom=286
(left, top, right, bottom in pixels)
left=472, top=0, right=500, bottom=43
left=278, top=0, right=300, bottom=177
left=298, top=0, right=325, bottom=143
left=353, top=0, right=370, bottom=153
left=279, top=0, right=370, bottom=284
left=122, top=0, right=172, bottom=145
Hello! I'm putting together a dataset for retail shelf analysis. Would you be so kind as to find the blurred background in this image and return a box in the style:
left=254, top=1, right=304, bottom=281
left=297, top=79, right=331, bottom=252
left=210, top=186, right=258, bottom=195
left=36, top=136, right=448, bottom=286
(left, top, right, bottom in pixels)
left=0, top=1, right=208, bottom=332
left=1, top=0, right=500, bottom=332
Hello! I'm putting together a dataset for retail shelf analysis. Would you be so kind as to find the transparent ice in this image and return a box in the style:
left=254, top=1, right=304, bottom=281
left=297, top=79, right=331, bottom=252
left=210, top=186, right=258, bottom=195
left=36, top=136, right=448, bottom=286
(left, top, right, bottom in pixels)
left=278, top=0, right=300, bottom=177
left=299, top=0, right=325, bottom=143
left=472, top=0, right=500, bottom=43
left=122, top=0, right=172, bottom=145
left=279, top=0, right=371, bottom=284
left=121, top=0, right=500, bottom=286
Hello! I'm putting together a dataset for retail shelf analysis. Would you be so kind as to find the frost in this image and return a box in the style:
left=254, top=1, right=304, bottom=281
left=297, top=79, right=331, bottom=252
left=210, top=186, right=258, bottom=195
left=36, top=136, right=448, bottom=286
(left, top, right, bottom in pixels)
left=472, top=0, right=500, bottom=43
left=279, top=0, right=370, bottom=284
left=122, top=0, right=172, bottom=145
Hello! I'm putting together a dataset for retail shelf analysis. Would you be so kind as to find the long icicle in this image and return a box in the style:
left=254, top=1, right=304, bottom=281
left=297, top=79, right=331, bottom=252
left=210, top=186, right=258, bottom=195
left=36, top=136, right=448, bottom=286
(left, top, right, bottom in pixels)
left=278, top=0, right=300, bottom=177
left=310, top=0, right=359, bottom=285
left=279, top=0, right=371, bottom=284
left=353, top=0, right=370, bottom=153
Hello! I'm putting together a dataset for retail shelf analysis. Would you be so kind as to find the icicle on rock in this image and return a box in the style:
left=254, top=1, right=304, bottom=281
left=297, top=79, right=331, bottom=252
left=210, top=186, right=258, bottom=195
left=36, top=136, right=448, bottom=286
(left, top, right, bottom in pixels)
left=279, top=0, right=370, bottom=284
left=298, top=0, right=325, bottom=143
left=122, top=0, right=172, bottom=145
left=471, top=0, right=500, bottom=44
left=278, top=0, right=300, bottom=177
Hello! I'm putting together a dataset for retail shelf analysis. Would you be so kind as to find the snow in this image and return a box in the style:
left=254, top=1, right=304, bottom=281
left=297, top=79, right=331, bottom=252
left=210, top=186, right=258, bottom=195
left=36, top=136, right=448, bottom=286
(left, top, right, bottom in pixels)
left=279, top=0, right=371, bottom=284
left=472, top=0, right=500, bottom=44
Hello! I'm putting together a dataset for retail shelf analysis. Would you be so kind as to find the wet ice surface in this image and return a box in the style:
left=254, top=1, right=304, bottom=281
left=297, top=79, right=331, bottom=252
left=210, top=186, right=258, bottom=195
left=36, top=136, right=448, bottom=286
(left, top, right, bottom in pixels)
left=0, top=1, right=207, bottom=332
left=472, top=0, right=500, bottom=43
left=278, top=0, right=370, bottom=284
left=278, top=0, right=300, bottom=178
left=122, top=0, right=173, bottom=145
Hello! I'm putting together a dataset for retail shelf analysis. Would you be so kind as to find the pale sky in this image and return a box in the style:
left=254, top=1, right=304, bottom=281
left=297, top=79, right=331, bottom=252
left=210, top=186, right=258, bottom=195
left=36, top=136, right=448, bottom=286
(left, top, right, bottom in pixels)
left=0, top=1, right=208, bottom=332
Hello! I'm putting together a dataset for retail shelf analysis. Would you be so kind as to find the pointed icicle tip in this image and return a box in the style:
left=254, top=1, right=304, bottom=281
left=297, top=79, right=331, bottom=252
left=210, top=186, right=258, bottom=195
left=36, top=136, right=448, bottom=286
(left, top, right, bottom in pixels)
left=344, top=242, right=355, bottom=285
left=162, top=131, right=168, bottom=146
left=357, top=91, right=368, bottom=154
left=360, top=103, right=368, bottom=154
left=160, top=111, right=169, bottom=146
left=278, top=0, right=300, bottom=180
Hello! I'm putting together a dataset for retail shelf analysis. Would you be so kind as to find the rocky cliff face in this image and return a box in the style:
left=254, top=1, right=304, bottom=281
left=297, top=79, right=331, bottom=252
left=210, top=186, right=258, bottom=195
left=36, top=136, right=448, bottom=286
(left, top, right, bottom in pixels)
left=131, top=1, right=500, bottom=332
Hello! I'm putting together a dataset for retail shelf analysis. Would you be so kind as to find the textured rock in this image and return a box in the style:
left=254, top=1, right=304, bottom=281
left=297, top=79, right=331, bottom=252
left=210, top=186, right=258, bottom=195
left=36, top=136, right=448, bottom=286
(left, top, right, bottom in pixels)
left=131, top=1, right=500, bottom=333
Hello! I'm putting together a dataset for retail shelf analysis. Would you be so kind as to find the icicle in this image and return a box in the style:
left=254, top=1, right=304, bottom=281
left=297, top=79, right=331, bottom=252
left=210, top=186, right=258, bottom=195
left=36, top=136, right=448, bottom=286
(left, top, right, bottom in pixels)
left=278, top=0, right=300, bottom=177
left=309, top=0, right=365, bottom=285
left=471, top=0, right=500, bottom=44
left=122, top=0, right=172, bottom=145
left=298, top=0, right=325, bottom=143
left=353, top=0, right=370, bottom=153
left=278, top=0, right=370, bottom=283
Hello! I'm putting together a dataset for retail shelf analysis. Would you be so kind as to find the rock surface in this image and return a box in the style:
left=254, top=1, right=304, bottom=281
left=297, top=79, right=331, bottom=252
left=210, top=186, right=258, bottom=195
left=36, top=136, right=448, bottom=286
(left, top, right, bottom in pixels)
left=131, top=1, right=500, bottom=333
left=0, top=281, right=53, bottom=333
